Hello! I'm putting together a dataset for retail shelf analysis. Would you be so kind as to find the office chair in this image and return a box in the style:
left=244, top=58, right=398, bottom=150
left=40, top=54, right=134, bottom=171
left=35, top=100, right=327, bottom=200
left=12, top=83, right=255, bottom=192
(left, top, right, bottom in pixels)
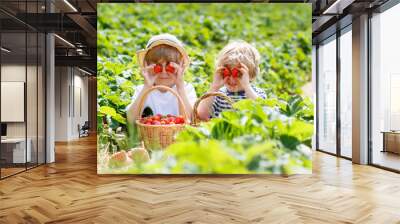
left=78, top=121, right=90, bottom=138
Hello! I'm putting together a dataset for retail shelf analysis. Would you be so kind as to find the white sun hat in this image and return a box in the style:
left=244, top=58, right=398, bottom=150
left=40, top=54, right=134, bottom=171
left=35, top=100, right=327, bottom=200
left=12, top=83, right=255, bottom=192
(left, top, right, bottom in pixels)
left=136, top=33, right=190, bottom=69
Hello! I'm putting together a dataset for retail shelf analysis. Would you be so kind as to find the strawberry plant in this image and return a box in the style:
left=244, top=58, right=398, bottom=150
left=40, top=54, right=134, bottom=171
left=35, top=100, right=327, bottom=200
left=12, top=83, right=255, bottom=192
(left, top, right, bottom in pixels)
left=97, top=3, right=311, bottom=131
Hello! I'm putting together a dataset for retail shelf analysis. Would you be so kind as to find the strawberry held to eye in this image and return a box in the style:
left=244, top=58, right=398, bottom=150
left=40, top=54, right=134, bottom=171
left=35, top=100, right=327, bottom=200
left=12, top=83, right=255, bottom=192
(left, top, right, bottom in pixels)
left=223, top=67, right=230, bottom=78
left=166, top=63, right=175, bottom=73
left=231, top=68, right=239, bottom=78
left=153, top=64, right=163, bottom=74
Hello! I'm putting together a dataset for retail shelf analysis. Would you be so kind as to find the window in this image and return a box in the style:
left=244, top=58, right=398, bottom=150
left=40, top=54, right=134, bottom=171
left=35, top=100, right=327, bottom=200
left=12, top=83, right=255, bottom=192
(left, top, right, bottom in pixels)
left=370, top=3, right=400, bottom=171
left=339, top=27, right=352, bottom=158
left=317, top=35, right=337, bottom=154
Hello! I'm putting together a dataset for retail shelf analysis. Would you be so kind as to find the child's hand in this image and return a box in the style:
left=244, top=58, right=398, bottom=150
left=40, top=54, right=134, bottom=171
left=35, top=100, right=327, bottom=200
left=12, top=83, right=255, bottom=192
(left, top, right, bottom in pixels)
left=168, top=62, right=185, bottom=89
left=142, top=62, right=158, bottom=88
left=211, top=66, right=228, bottom=91
left=237, top=62, right=251, bottom=89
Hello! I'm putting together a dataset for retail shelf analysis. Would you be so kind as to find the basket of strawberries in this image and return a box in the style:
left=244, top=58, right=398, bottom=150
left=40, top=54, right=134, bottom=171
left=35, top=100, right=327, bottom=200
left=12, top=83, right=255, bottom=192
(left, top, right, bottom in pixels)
left=135, top=85, right=189, bottom=150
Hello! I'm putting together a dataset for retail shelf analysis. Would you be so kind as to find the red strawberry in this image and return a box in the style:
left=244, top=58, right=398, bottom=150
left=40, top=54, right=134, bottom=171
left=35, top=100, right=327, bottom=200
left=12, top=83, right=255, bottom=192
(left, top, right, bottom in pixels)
left=153, top=64, right=162, bottom=74
left=175, top=116, right=184, bottom=124
left=231, top=68, right=239, bottom=78
left=223, top=67, right=230, bottom=78
left=166, top=63, right=175, bottom=73
left=152, top=121, right=161, bottom=125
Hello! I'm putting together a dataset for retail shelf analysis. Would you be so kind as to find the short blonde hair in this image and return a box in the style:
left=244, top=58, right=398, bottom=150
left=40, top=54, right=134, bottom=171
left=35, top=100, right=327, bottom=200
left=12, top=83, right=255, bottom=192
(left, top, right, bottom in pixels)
left=216, top=40, right=260, bottom=79
left=144, top=44, right=182, bottom=64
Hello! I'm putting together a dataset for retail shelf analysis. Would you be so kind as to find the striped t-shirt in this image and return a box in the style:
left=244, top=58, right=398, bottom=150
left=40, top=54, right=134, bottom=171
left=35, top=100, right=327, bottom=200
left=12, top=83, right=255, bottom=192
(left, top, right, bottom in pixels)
left=211, top=86, right=266, bottom=117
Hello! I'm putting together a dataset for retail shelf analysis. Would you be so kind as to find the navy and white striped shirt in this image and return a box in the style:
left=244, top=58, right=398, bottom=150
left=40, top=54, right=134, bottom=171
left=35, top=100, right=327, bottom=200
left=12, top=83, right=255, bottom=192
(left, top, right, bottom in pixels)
left=211, top=86, right=266, bottom=117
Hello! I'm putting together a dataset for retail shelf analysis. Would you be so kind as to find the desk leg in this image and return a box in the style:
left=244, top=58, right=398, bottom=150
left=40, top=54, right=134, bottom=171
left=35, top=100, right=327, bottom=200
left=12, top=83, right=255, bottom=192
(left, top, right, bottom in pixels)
left=382, top=133, right=386, bottom=153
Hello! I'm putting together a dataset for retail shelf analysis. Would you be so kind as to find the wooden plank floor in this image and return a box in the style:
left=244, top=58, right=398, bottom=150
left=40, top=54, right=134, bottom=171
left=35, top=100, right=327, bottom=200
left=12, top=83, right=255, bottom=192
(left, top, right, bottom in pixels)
left=1, top=135, right=400, bottom=224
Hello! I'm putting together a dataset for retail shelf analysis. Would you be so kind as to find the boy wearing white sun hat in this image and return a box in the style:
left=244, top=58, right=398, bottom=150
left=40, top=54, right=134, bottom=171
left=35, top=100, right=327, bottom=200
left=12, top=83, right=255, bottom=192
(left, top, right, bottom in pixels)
left=126, top=34, right=197, bottom=124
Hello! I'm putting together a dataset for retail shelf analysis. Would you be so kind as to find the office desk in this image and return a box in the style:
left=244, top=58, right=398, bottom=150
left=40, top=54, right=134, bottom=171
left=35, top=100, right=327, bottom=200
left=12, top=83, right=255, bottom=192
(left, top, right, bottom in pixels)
left=1, top=138, right=31, bottom=163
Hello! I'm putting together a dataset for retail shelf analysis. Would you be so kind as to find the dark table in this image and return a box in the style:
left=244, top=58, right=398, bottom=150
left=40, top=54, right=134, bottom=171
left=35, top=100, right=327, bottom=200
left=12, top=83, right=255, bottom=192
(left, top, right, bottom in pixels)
left=381, top=131, right=400, bottom=154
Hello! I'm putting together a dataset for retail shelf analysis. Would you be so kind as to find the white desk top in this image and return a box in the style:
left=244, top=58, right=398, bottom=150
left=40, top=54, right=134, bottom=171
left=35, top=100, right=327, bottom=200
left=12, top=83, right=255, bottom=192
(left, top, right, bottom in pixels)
left=1, top=138, right=28, bottom=143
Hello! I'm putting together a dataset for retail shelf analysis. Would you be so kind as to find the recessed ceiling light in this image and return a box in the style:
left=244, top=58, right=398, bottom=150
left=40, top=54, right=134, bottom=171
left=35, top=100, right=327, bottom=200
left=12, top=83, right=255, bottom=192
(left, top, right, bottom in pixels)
left=322, top=0, right=354, bottom=15
left=63, top=0, right=78, bottom=12
left=1, top=47, right=11, bottom=53
left=54, top=34, right=75, bottom=48
left=78, top=67, right=92, bottom=76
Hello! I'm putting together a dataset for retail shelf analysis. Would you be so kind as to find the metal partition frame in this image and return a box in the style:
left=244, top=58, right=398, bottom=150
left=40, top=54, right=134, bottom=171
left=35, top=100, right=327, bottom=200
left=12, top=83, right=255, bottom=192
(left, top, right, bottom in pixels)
left=314, top=19, right=353, bottom=161
left=0, top=1, right=48, bottom=180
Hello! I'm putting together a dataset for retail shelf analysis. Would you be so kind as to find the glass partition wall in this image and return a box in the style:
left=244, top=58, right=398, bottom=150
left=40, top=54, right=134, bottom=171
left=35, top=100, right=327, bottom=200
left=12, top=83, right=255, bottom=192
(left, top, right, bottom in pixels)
left=316, top=25, right=353, bottom=159
left=0, top=2, right=46, bottom=179
left=317, top=35, right=337, bottom=155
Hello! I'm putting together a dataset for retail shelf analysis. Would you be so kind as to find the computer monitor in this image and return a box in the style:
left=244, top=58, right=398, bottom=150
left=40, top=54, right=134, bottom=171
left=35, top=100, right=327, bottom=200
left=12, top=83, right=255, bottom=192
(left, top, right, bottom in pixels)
left=1, top=123, right=7, bottom=137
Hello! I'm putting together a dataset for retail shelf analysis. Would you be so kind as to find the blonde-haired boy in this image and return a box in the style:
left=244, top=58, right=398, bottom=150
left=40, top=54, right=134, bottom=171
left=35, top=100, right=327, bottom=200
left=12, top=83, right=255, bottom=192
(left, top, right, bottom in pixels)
left=126, top=34, right=197, bottom=124
left=197, top=40, right=266, bottom=120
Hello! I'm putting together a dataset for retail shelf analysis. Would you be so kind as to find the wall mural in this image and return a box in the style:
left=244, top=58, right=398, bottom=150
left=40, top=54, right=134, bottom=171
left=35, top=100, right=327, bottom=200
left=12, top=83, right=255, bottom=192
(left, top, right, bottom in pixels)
left=97, top=3, right=313, bottom=174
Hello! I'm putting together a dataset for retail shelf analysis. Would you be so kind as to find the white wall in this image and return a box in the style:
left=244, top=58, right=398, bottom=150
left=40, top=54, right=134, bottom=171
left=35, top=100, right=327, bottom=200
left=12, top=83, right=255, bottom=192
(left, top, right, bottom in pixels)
left=54, top=67, right=89, bottom=141
left=1, top=65, right=26, bottom=139
left=72, top=72, right=89, bottom=138
left=55, top=66, right=69, bottom=141
left=1, top=63, right=46, bottom=164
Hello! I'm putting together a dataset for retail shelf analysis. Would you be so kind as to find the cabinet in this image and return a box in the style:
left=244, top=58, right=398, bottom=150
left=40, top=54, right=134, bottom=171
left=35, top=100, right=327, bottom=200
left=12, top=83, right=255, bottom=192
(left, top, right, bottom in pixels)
left=382, top=132, right=400, bottom=154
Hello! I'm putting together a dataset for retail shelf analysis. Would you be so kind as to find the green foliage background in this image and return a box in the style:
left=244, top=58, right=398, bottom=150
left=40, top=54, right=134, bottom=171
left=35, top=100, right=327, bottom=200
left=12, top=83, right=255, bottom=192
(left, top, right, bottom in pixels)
left=97, top=3, right=312, bottom=130
left=97, top=3, right=313, bottom=174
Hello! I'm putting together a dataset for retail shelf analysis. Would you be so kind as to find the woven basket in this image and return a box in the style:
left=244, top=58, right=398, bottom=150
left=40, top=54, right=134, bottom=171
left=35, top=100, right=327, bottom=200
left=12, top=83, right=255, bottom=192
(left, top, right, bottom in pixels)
left=135, top=86, right=189, bottom=150
left=191, top=92, right=234, bottom=126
